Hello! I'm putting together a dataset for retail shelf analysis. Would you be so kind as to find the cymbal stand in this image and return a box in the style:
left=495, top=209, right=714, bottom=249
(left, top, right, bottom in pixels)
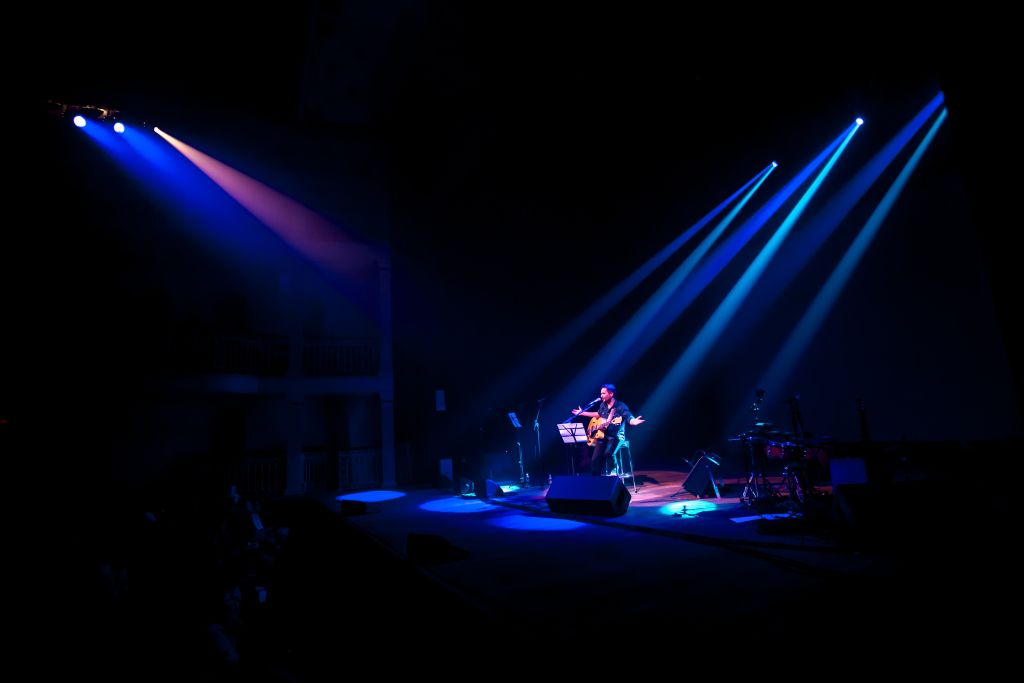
left=741, top=438, right=778, bottom=506
left=741, top=390, right=777, bottom=507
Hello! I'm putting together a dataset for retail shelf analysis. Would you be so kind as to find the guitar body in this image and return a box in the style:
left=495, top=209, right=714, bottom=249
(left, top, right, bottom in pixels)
left=586, top=415, right=623, bottom=446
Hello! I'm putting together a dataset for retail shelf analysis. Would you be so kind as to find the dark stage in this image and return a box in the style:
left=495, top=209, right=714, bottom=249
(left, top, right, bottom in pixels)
left=11, top=4, right=1023, bottom=680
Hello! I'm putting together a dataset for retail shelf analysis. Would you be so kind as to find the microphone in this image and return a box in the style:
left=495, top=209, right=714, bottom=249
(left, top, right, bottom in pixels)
left=569, top=398, right=601, bottom=420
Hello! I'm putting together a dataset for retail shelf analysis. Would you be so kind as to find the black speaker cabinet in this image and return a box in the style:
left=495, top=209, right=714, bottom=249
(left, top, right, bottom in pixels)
left=683, top=455, right=719, bottom=497
left=545, top=475, right=631, bottom=516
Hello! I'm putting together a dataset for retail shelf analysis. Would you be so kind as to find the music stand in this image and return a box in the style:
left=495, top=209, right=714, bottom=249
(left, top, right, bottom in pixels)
left=508, top=412, right=525, bottom=484
left=557, top=423, right=588, bottom=476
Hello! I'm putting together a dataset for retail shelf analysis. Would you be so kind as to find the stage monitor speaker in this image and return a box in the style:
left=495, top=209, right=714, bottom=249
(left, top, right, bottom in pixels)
left=484, top=479, right=506, bottom=498
left=683, top=455, right=720, bottom=497
left=473, top=478, right=512, bottom=498
left=545, top=476, right=631, bottom=516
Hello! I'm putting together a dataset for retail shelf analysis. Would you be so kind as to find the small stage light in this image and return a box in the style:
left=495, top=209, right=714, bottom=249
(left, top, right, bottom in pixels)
left=855, top=117, right=864, bottom=126
left=73, top=115, right=86, bottom=127
left=772, top=161, right=778, bottom=168
left=113, top=122, right=125, bottom=133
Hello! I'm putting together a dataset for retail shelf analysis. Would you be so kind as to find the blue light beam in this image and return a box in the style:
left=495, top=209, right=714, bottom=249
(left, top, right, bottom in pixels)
left=644, top=121, right=863, bottom=423
left=759, top=109, right=948, bottom=396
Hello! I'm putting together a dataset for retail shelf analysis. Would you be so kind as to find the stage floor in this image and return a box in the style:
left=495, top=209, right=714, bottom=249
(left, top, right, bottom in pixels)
left=322, top=468, right=1010, bottom=651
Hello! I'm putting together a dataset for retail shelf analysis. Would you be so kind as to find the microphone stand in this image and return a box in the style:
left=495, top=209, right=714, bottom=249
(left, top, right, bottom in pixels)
left=532, top=399, right=543, bottom=479
left=516, top=436, right=525, bottom=485
left=507, top=411, right=525, bottom=485
left=561, top=398, right=600, bottom=478
left=563, top=397, right=601, bottom=424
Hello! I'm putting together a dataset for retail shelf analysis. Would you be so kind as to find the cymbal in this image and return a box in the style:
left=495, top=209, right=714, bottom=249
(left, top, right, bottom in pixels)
left=734, top=434, right=768, bottom=442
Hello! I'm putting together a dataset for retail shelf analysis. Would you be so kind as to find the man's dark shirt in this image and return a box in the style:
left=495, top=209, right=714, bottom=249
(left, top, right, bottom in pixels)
left=598, top=400, right=633, bottom=441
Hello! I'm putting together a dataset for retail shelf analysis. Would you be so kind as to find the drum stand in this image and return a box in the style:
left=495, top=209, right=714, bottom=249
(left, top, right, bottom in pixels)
left=741, top=389, right=780, bottom=508
left=780, top=455, right=811, bottom=511
left=741, top=437, right=779, bottom=507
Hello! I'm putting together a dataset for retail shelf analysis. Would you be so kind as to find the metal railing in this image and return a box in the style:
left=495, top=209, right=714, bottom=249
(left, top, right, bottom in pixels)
left=236, top=454, right=284, bottom=497
left=170, top=334, right=379, bottom=376
left=303, top=337, right=379, bottom=376
left=338, top=449, right=379, bottom=490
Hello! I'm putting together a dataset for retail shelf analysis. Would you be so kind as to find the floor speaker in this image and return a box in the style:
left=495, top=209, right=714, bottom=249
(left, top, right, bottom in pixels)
left=683, top=455, right=719, bottom=497
left=545, top=475, right=631, bottom=516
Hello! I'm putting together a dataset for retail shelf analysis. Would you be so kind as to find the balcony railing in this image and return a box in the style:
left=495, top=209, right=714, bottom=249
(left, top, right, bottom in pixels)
left=303, top=337, right=379, bottom=376
left=175, top=333, right=289, bottom=375
left=170, top=334, right=379, bottom=376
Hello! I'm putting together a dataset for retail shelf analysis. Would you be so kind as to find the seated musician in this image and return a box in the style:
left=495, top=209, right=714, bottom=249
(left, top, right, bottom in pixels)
left=572, top=383, right=645, bottom=476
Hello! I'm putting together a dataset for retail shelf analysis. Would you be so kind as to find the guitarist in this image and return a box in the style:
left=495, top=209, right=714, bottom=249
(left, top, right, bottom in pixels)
left=571, top=384, right=645, bottom=476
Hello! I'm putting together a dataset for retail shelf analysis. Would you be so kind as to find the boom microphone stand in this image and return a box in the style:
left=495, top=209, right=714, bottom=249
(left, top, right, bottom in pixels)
left=508, top=412, right=525, bottom=484
left=533, top=398, right=544, bottom=477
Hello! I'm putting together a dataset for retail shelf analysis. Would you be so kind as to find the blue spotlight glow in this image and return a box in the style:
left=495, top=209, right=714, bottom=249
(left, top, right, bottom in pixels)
left=856, top=118, right=864, bottom=126
left=555, top=163, right=779, bottom=411
left=476, top=168, right=768, bottom=427
left=659, top=500, right=721, bottom=517
left=491, top=516, right=585, bottom=530
left=772, top=161, right=778, bottom=168
left=719, top=93, right=945, bottom=400
left=420, top=497, right=500, bottom=513
left=644, top=122, right=861, bottom=421
left=73, top=115, right=86, bottom=127
left=335, top=490, right=406, bottom=503
left=113, top=122, right=125, bottom=133
left=760, top=108, right=948, bottom=397
left=582, top=147, right=837, bottom=404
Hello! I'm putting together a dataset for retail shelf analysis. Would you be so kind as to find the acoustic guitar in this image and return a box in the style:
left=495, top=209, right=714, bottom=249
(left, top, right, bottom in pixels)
left=586, top=414, right=623, bottom=446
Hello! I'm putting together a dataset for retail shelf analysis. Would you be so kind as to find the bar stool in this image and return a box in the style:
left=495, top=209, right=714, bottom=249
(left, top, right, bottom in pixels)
left=617, top=440, right=638, bottom=493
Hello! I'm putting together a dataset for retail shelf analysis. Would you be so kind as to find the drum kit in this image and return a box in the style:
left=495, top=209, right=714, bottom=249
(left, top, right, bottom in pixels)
left=729, top=393, right=832, bottom=509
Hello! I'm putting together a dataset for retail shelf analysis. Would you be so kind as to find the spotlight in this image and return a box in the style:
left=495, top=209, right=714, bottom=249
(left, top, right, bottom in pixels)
left=855, top=117, right=864, bottom=126
left=48, top=100, right=124, bottom=128
left=771, top=161, right=778, bottom=168
left=113, top=122, right=125, bottom=133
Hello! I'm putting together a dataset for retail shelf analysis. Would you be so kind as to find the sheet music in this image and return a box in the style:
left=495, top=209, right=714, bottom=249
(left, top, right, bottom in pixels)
left=557, top=422, right=588, bottom=443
